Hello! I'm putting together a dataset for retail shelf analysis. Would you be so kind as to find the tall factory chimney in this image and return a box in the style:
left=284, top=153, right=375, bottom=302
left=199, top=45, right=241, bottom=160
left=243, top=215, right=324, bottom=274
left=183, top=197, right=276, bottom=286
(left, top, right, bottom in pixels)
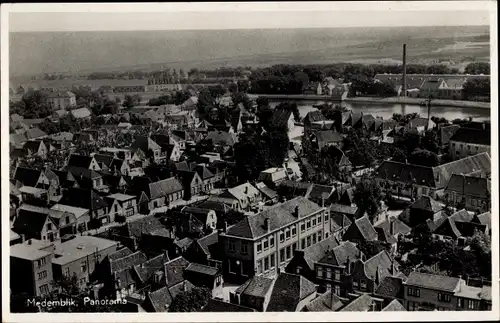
left=402, top=44, right=407, bottom=97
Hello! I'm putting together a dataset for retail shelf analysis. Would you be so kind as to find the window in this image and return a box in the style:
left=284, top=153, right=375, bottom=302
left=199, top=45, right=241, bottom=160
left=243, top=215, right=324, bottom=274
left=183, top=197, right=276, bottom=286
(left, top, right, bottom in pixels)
left=334, top=285, right=341, bottom=295
left=457, top=298, right=463, bottom=308
left=318, top=230, right=323, bottom=241
left=326, top=268, right=332, bottom=279
left=39, top=284, right=49, bottom=295
left=296, top=266, right=302, bottom=274
left=353, top=281, right=359, bottom=289
left=306, top=220, right=311, bottom=229
left=81, top=260, right=87, bottom=273
left=280, top=249, right=285, bottom=263
left=360, top=279, right=367, bottom=290
left=408, top=287, right=420, bottom=297
left=229, top=241, right=236, bottom=252
left=324, top=213, right=329, bottom=222
left=270, top=236, right=275, bottom=247
left=317, top=266, right=323, bottom=278
left=285, top=229, right=291, bottom=240
left=257, top=260, right=262, bottom=274
left=126, top=208, right=134, bottom=217
left=47, top=223, right=52, bottom=231
left=280, top=231, right=285, bottom=243
left=114, top=204, right=118, bottom=212
left=317, top=215, right=322, bottom=224
left=325, top=232, right=329, bottom=238
left=301, top=223, right=305, bottom=232
left=468, top=300, right=476, bottom=310
left=407, top=301, right=418, bottom=311
left=37, top=257, right=47, bottom=268
left=334, top=269, right=341, bottom=281
left=301, top=239, right=306, bottom=249
left=241, top=243, right=248, bottom=254
left=312, top=234, right=317, bottom=245
left=291, top=226, right=297, bottom=236
left=306, top=236, right=311, bottom=247
left=263, top=238, right=269, bottom=250
left=270, top=254, right=275, bottom=268
left=292, top=243, right=297, bottom=252
left=286, top=246, right=291, bottom=259
left=264, top=257, right=269, bottom=271
left=37, top=271, right=47, bottom=280
left=312, top=218, right=317, bottom=226
left=438, top=293, right=451, bottom=302
left=257, top=242, right=262, bottom=254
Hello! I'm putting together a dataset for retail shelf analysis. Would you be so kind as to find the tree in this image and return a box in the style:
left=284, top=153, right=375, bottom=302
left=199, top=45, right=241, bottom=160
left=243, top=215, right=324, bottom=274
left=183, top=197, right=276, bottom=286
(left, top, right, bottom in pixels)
left=357, top=240, right=388, bottom=258
left=392, top=148, right=407, bottom=163
left=430, top=116, right=449, bottom=126
left=421, top=130, right=440, bottom=154
left=169, top=287, right=212, bottom=312
left=408, top=149, right=439, bottom=167
left=276, top=102, right=301, bottom=122
left=464, top=62, right=490, bottom=75
left=39, top=118, right=60, bottom=135
left=462, top=78, right=490, bottom=101
left=354, top=179, right=383, bottom=219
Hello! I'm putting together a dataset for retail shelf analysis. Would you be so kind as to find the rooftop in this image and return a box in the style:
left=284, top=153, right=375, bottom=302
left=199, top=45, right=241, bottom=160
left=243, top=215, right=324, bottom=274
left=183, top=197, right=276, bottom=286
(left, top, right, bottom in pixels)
left=107, top=193, right=136, bottom=201
left=11, top=243, right=53, bottom=261
left=52, top=236, right=119, bottom=265
left=405, top=272, right=460, bottom=292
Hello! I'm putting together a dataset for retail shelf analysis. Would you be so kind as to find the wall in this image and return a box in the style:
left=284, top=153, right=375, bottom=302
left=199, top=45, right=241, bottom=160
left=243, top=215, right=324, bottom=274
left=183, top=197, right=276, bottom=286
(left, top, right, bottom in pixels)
left=449, top=141, right=490, bottom=161
left=403, top=285, right=457, bottom=311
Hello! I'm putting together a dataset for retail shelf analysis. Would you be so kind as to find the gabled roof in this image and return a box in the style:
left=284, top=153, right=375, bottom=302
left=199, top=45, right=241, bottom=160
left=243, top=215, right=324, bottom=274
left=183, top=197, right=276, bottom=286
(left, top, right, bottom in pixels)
left=124, top=214, right=166, bottom=239
left=271, top=109, right=293, bottom=128
left=201, top=299, right=256, bottom=312
left=445, top=174, right=490, bottom=198
left=405, top=272, right=461, bottom=292
left=134, top=254, right=169, bottom=283
left=318, top=241, right=361, bottom=266
left=148, top=177, right=183, bottom=199
left=195, top=165, right=215, bottom=180
left=475, top=211, right=491, bottom=227
left=450, top=127, right=491, bottom=146
left=185, top=263, right=220, bottom=277
left=196, top=230, right=220, bottom=258
left=108, top=247, right=133, bottom=261
left=206, top=131, right=238, bottom=146
left=67, top=154, right=95, bottom=169
left=330, top=203, right=358, bottom=215
left=340, top=294, right=375, bottom=312
left=93, top=154, right=115, bottom=168
left=347, top=215, right=378, bottom=241
left=267, top=273, right=317, bottom=312
left=376, top=161, right=436, bottom=187
left=110, top=251, right=148, bottom=273
left=147, top=286, right=173, bottom=312
left=330, top=212, right=353, bottom=232
left=13, top=205, right=54, bottom=236
left=14, top=167, right=42, bottom=187
left=70, top=107, right=91, bottom=119
left=363, top=250, right=396, bottom=282
left=411, top=195, right=443, bottom=213
left=226, top=197, right=322, bottom=239
left=59, top=188, right=109, bottom=210
left=433, top=152, right=491, bottom=189
left=306, top=184, right=335, bottom=201
left=303, top=290, right=347, bottom=312
left=315, top=130, right=343, bottom=143
left=226, top=182, right=260, bottom=200
left=67, top=166, right=102, bottom=180
left=304, top=111, right=325, bottom=125
left=25, top=127, right=47, bottom=140
left=164, top=256, right=190, bottom=288
left=301, top=236, right=340, bottom=268
left=374, top=217, right=411, bottom=241
left=440, top=125, right=460, bottom=146
left=23, top=140, right=43, bottom=153
left=131, top=136, right=162, bottom=152
left=235, top=275, right=274, bottom=298
left=382, top=299, right=407, bottom=311
left=374, top=276, right=405, bottom=300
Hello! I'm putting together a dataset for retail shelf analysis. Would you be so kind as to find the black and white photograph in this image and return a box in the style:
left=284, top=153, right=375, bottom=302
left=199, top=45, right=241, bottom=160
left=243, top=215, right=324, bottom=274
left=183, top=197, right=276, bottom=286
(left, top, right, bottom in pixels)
left=1, top=1, right=498, bottom=321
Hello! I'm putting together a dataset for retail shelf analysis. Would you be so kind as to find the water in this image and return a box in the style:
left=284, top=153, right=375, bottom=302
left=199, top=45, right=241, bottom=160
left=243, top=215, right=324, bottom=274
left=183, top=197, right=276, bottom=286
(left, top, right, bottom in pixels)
left=268, top=100, right=491, bottom=122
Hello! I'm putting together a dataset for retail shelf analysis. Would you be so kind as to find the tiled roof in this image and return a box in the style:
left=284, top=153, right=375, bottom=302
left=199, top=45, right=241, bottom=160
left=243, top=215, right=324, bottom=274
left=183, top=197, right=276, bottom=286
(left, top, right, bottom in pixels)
left=134, top=254, right=169, bottom=283
left=174, top=237, right=194, bottom=250
left=12, top=206, right=52, bottom=236
left=195, top=165, right=215, bottom=180
left=476, top=211, right=491, bottom=227
left=304, top=111, right=325, bottom=124
left=445, top=174, right=490, bottom=198
left=376, top=161, right=436, bottom=187
left=256, top=182, right=278, bottom=200
left=147, top=286, right=172, bottom=312
left=267, top=273, right=317, bottom=312
left=110, top=251, right=147, bottom=273
left=67, top=154, right=94, bottom=169
left=318, top=241, right=361, bottom=266
left=67, top=166, right=102, bottom=180
left=201, top=299, right=256, bottom=312
left=235, top=275, right=274, bottom=298
left=226, top=197, right=322, bottom=239
left=479, top=285, right=492, bottom=301
left=59, top=188, right=109, bottom=211
left=94, top=154, right=115, bottom=168
left=433, top=152, right=491, bottom=189
left=411, top=195, right=443, bottom=213
left=374, top=276, right=405, bottom=299
left=304, top=290, right=347, bottom=312
left=440, top=125, right=460, bottom=146
left=148, top=177, right=183, bottom=199
left=14, top=167, right=41, bottom=187
left=374, top=217, right=411, bottom=238
left=227, top=182, right=260, bottom=201
left=124, top=214, right=165, bottom=239
left=23, top=140, right=43, bottom=152
left=353, top=215, right=378, bottom=241
left=405, top=272, right=460, bottom=292
left=70, top=107, right=91, bottom=119
left=185, top=263, right=220, bottom=277
left=164, top=256, right=190, bottom=288
left=206, top=131, right=237, bottom=146
left=301, top=235, right=340, bottom=268
left=196, top=231, right=219, bottom=257
left=382, top=299, right=407, bottom=311
left=108, top=247, right=133, bottom=261
left=25, top=127, right=47, bottom=140
left=340, top=294, right=375, bottom=312
left=271, top=109, right=292, bottom=127
left=450, top=127, right=491, bottom=146
left=131, top=136, right=161, bottom=151
left=306, top=184, right=335, bottom=201
left=363, top=250, right=396, bottom=282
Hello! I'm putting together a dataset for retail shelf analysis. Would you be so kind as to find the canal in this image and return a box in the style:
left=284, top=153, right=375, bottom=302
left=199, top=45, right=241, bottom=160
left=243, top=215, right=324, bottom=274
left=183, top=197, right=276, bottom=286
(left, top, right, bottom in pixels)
left=267, top=100, right=491, bottom=122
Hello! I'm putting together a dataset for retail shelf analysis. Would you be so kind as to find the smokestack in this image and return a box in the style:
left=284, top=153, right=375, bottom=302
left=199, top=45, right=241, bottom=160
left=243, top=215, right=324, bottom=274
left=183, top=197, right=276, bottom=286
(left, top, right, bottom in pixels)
left=402, top=44, right=407, bottom=97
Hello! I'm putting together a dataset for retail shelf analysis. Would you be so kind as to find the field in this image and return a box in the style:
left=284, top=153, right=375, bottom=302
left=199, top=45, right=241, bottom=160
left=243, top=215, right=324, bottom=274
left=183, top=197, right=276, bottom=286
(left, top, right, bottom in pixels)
left=10, top=26, right=490, bottom=85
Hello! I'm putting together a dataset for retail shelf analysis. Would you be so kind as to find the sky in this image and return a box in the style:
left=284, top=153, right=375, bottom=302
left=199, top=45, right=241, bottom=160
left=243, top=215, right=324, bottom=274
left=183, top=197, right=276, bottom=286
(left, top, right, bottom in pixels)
left=7, top=2, right=492, bottom=32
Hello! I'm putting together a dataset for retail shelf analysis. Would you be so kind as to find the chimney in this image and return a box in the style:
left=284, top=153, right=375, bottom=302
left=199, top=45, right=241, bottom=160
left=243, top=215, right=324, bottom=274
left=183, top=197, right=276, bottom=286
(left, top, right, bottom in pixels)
left=182, top=281, right=187, bottom=292
left=390, top=219, right=395, bottom=236
left=223, top=221, right=228, bottom=233
left=402, top=44, right=407, bottom=97
left=264, top=218, right=270, bottom=233
left=346, top=257, right=351, bottom=275
left=294, top=206, right=300, bottom=217
left=244, top=186, right=248, bottom=194
left=375, top=265, right=380, bottom=285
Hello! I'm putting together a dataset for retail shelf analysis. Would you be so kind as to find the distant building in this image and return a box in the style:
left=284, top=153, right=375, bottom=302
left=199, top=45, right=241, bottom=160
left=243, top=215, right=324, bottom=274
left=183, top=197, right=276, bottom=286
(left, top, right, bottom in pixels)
left=113, top=85, right=147, bottom=93
left=449, top=127, right=491, bottom=160
left=47, top=91, right=76, bottom=110
left=444, top=174, right=490, bottom=213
